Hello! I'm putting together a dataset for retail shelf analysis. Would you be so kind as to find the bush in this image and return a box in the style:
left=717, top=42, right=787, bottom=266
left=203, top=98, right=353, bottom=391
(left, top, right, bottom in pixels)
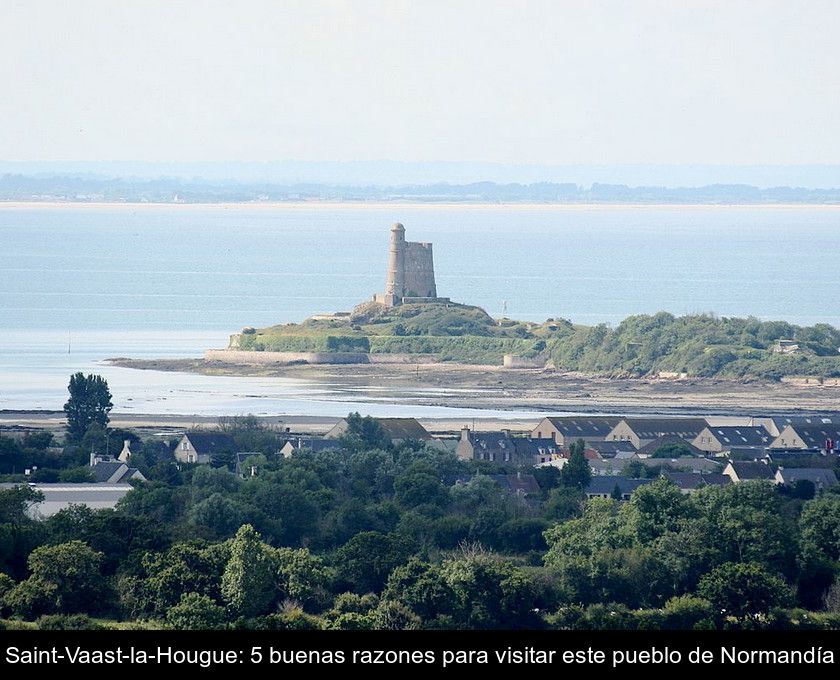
left=37, top=614, right=103, bottom=630
left=165, top=593, right=226, bottom=630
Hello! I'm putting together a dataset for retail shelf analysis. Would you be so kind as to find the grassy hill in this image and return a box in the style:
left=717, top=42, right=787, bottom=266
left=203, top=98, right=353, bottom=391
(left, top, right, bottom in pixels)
left=232, top=303, right=840, bottom=379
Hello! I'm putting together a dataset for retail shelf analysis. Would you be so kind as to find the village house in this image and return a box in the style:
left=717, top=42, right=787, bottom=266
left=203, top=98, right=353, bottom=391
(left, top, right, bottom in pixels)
left=174, top=432, right=236, bottom=464
left=722, top=461, right=775, bottom=484
left=605, top=417, right=708, bottom=449
left=661, top=471, right=730, bottom=494
left=692, top=426, right=773, bottom=454
left=769, top=415, right=837, bottom=434
left=457, top=428, right=557, bottom=464
left=770, top=422, right=840, bottom=452
left=584, top=440, right=638, bottom=458
left=88, top=453, right=146, bottom=484
left=490, top=473, right=541, bottom=497
left=529, top=416, right=621, bottom=447
left=325, top=417, right=433, bottom=443
left=0, top=482, right=137, bottom=519
left=774, top=467, right=839, bottom=490
left=279, top=438, right=344, bottom=458
left=535, top=445, right=603, bottom=470
left=234, top=452, right=263, bottom=478
left=585, top=476, right=652, bottom=500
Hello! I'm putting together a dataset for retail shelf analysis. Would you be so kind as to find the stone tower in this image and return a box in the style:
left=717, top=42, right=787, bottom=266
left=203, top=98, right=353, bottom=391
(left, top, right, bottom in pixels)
left=384, top=222, right=406, bottom=305
left=374, top=223, right=443, bottom=307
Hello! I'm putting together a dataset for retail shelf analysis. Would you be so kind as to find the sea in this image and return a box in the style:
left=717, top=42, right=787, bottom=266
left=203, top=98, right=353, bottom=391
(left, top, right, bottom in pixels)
left=1, top=203, right=838, bottom=416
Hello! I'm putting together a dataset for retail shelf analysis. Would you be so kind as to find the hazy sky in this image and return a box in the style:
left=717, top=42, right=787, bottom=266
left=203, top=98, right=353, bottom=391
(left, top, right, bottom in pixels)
left=2, top=0, right=838, bottom=164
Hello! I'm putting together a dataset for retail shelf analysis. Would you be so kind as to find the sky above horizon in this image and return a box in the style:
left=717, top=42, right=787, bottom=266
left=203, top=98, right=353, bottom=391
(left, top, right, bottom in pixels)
left=2, top=1, right=839, bottom=165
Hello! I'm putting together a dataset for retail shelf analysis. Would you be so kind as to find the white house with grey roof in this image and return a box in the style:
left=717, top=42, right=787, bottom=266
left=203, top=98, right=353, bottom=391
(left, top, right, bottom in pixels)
left=692, top=426, right=772, bottom=454
left=529, top=416, right=621, bottom=447
left=770, top=422, right=840, bottom=452
left=606, top=418, right=708, bottom=449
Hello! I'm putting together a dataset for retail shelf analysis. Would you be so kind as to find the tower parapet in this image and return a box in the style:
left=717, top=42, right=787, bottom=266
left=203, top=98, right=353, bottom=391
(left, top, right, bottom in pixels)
left=374, top=223, right=447, bottom=307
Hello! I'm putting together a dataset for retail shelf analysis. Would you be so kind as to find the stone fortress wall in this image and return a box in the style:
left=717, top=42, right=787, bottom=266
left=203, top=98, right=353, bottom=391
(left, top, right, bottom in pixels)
left=402, top=241, right=436, bottom=298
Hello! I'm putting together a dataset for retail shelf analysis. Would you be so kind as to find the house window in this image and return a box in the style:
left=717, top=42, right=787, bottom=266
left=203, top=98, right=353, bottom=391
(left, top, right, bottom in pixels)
left=182, top=442, right=188, bottom=450
left=504, top=451, right=511, bottom=462
left=536, top=431, right=541, bottom=438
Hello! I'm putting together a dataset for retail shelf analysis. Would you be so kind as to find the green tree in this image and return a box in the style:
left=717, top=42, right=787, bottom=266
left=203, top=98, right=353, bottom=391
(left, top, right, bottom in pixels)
left=221, top=524, right=277, bottom=617
left=382, top=558, right=456, bottom=624
left=560, top=439, right=591, bottom=490
left=442, top=550, right=542, bottom=629
left=697, top=562, right=791, bottom=619
left=627, top=478, right=693, bottom=543
left=5, top=540, right=105, bottom=617
left=63, top=373, right=113, bottom=442
left=335, top=531, right=415, bottom=593
left=339, top=412, right=391, bottom=451
left=166, top=592, right=226, bottom=630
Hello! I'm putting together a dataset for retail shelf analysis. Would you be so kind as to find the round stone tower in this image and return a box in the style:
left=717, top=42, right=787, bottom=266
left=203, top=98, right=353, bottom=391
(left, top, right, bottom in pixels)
left=385, top=222, right=406, bottom=302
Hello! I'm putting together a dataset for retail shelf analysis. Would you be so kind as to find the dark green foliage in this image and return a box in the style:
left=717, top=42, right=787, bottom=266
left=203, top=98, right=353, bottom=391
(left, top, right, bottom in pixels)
left=4, top=540, right=106, bottom=617
left=698, top=562, right=792, bottom=618
left=549, top=313, right=840, bottom=379
left=560, top=440, right=591, bottom=490
left=1, top=412, right=838, bottom=629
left=165, top=592, right=226, bottom=630
left=339, top=412, right=392, bottom=451
left=63, top=373, right=113, bottom=442
left=335, top=531, right=415, bottom=593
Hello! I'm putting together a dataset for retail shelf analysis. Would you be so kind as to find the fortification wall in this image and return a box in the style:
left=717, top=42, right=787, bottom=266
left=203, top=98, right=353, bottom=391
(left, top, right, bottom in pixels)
left=403, top=241, right=437, bottom=298
left=205, top=349, right=371, bottom=365
left=205, top=349, right=440, bottom=366
left=503, top=354, right=546, bottom=369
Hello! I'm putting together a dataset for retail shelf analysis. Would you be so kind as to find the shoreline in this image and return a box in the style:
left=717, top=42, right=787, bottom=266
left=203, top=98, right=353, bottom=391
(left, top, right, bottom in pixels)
left=101, top=357, right=840, bottom=418
left=2, top=200, right=839, bottom=211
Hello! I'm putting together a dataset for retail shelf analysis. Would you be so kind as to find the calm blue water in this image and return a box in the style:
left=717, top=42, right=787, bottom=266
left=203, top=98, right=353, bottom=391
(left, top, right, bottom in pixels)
left=0, top=203, right=838, bottom=414
left=2, top=203, right=839, bottom=329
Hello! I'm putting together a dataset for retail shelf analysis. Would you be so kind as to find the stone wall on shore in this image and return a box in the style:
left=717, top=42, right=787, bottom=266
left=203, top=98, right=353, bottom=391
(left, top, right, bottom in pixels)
left=205, top=349, right=439, bottom=366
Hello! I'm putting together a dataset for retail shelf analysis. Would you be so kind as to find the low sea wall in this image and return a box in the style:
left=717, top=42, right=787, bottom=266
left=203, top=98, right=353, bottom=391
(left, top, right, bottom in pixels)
left=205, top=349, right=370, bottom=365
left=205, top=349, right=440, bottom=366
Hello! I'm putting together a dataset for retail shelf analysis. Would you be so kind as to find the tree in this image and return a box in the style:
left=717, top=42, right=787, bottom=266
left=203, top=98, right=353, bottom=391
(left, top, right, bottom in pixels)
left=64, top=373, right=113, bottom=442
left=221, top=524, right=277, bottom=618
left=560, top=439, right=591, bottom=490
left=627, top=478, right=692, bottom=542
left=335, top=531, right=415, bottom=593
left=4, top=540, right=105, bottom=617
left=697, top=562, right=791, bottom=619
left=339, top=412, right=391, bottom=451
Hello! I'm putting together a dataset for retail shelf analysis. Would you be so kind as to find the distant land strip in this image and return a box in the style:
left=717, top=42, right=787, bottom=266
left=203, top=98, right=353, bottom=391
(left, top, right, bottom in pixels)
left=1, top=174, right=840, bottom=204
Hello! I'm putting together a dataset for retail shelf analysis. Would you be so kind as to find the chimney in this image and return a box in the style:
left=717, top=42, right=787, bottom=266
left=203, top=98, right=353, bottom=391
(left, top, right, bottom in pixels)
left=461, top=427, right=470, bottom=441
left=89, top=450, right=96, bottom=467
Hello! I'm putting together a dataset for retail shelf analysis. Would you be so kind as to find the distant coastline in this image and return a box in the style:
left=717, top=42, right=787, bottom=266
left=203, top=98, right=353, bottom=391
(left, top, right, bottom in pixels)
left=3, top=200, right=840, bottom=210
